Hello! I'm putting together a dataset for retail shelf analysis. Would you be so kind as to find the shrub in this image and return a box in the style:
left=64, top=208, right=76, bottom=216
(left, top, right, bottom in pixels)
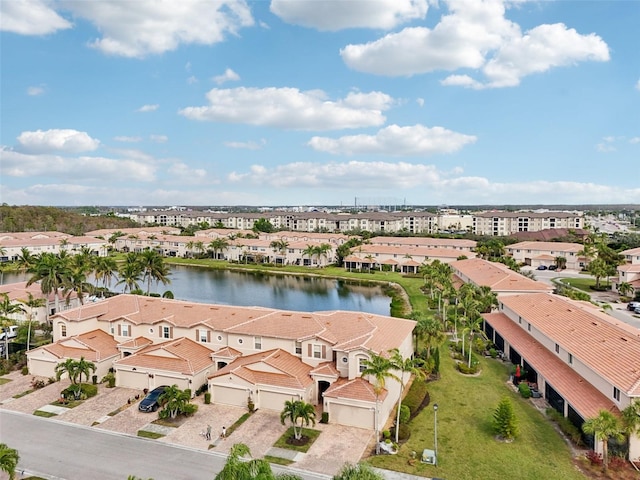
left=21, top=366, right=29, bottom=375
left=546, top=408, right=584, bottom=446
left=102, top=372, right=116, bottom=388
left=403, top=380, right=429, bottom=418
left=320, top=411, right=329, bottom=424
left=518, top=382, right=532, bottom=398
left=493, top=397, right=518, bottom=440
left=397, top=424, right=411, bottom=441
left=585, top=450, right=602, bottom=466
left=489, top=348, right=497, bottom=358
left=399, top=405, right=410, bottom=425
left=608, top=455, right=627, bottom=472
left=31, top=378, right=46, bottom=390
left=61, top=383, right=97, bottom=400
left=382, top=430, right=391, bottom=440
left=182, top=403, right=198, bottom=416
left=204, top=392, right=211, bottom=404
left=457, top=362, right=479, bottom=375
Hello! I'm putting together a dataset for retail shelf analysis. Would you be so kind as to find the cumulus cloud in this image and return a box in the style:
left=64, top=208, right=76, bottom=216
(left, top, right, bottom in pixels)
left=416, top=98, right=424, bottom=107
left=213, top=68, right=240, bottom=85
left=630, top=137, right=640, bottom=144
left=137, top=104, right=159, bottom=112
left=0, top=147, right=156, bottom=182
left=308, top=124, right=476, bottom=156
left=0, top=0, right=72, bottom=35
left=167, top=162, right=208, bottom=182
left=224, top=139, right=267, bottom=150
left=179, top=87, right=393, bottom=130
left=636, top=79, right=640, bottom=91
left=114, top=136, right=142, bottom=143
left=150, top=134, right=168, bottom=143
left=270, top=0, right=428, bottom=31
left=341, top=0, right=609, bottom=88
left=62, top=0, right=254, bottom=57
left=16, top=129, right=100, bottom=154
left=187, top=76, right=198, bottom=85
left=27, top=85, right=46, bottom=96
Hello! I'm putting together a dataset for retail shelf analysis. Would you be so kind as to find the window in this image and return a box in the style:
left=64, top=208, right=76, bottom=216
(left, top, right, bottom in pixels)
left=568, top=353, right=573, bottom=365
left=518, top=317, right=522, bottom=325
left=313, top=344, right=322, bottom=359
left=217, top=335, right=223, bottom=341
left=254, top=336, right=262, bottom=350
left=358, top=358, right=367, bottom=373
left=527, top=323, right=531, bottom=332
left=295, top=341, right=302, bottom=355
left=121, top=324, right=129, bottom=337
left=60, top=323, right=67, bottom=338
left=555, top=343, right=559, bottom=354
left=341, top=357, right=348, bottom=364
left=161, top=326, right=171, bottom=339
left=200, top=330, right=208, bottom=343
left=238, top=338, right=244, bottom=345
left=613, top=387, right=620, bottom=402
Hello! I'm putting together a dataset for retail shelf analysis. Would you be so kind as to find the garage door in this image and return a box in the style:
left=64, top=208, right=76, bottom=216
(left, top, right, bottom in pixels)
left=117, top=370, right=147, bottom=389
left=259, top=391, right=292, bottom=411
left=155, top=376, right=189, bottom=391
left=212, top=385, right=247, bottom=407
left=329, top=403, right=374, bottom=429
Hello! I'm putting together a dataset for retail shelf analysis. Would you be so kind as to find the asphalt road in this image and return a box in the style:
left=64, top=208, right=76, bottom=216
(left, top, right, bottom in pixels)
left=0, top=410, right=330, bottom=480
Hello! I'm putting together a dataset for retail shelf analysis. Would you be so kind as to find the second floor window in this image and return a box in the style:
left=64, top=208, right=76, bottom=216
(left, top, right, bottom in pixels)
left=295, top=341, right=302, bottom=355
left=254, top=336, right=262, bottom=350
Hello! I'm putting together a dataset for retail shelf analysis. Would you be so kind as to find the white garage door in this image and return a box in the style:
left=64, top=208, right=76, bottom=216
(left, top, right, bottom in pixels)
left=117, top=370, right=147, bottom=389
left=329, top=403, right=374, bottom=429
left=259, top=391, right=292, bottom=411
left=212, top=385, right=247, bottom=407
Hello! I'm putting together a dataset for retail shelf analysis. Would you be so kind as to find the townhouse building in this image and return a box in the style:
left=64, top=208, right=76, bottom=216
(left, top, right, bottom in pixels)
left=473, top=211, right=584, bottom=236
left=483, top=293, right=640, bottom=459
left=0, top=282, right=81, bottom=322
left=612, top=247, right=640, bottom=296
left=27, top=294, right=416, bottom=431
left=0, top=231, right=108, bottom=260
left=505, top=241, right=587, bottom=270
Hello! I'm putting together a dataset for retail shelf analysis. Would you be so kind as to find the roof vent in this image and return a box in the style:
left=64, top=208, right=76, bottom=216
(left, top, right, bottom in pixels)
left=591, top=322, right=598, bottom=326
left=620, top=337, right=628, bottom=342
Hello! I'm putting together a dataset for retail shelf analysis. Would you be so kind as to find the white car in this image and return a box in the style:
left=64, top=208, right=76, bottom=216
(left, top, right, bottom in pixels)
left=0, top=325, right=19, bottom=341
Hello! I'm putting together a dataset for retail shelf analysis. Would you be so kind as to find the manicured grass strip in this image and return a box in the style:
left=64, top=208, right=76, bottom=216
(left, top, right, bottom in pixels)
left=137, top=430, right=165, bottom=439
left=13, top=389, right=33, bottom=398
left=0, top=377, right=11, bottom=385
left=51, top=399, right=81, bottom=408
left=558, top=277, right=597, bottom=292
left=367, top=349, right=585, bottom=480
left=273, top=427, right=321, bottom=453
left=33, top=410, right=57, bottom=418
left=227, top=412, right=252, bottom=436
left=264, top=455, right=294, bottom=466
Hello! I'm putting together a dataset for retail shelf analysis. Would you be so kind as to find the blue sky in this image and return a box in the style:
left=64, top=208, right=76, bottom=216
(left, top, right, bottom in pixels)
left=1, top=0, right=638, bottom=207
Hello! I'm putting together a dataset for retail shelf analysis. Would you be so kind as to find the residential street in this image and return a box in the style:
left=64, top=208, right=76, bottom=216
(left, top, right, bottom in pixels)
left=0, top=410, right=330, bottom=480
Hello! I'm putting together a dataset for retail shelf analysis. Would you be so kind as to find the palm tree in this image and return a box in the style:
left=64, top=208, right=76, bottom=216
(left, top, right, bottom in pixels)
left=19, top=292, right=45, bottom=351
left=555, top=256, right=567, bottom=270
left=158, top=384, right=191, bottom=419
left=94, top=255, right=118, bottom=294
left=581, top=409, right=623, bottom=473
left=139, top=249, right=171, bottom=295
left=15, top=247, right=36, bottom=274
left=617, top=281, right=634, bottom=298
left=75, top=356, right=96, bottom=383
left=117, top=257, right=142, bottom=293
left=0, top=294, right=26, bottom=359
left=621, top=399, right=640, bottom=458
left=214, top=443, right=303, bottom=480
left=280, top=400, right=316, bottom=441
left=315, top=243, right=332, bottom=266
left=55, top=358, right=79, bottom=384
left=208, top=238, right=230, bottom=260
left=63, top=268, right=93, bottom=305
left=389, top=348, right=425, bottom=443
left=302, top=245, right=316, bottom=266
left=26, top=252, right=72, bottom=321
left=0, top=443, right=19, bottom=480
left=360, top=352, right=399, bottom=454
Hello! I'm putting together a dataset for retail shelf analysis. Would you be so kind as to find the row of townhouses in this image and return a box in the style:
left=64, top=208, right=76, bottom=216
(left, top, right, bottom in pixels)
left=5, top=254, right=639, bottom=459
left=123, top=209, right=585, bottom=236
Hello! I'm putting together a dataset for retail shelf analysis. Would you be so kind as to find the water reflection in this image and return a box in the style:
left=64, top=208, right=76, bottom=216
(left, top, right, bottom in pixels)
left=2, top=266, right=391, bottom=315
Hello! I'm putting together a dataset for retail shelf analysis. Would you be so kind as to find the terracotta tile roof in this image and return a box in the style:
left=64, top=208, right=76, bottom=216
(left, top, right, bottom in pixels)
left=225, top=311, right=327, bottom=340
left=506, top=241, right=584, bottom=254
left=620, top=247, right=640, bottom=256
left=0, top=281, right=79, bottom=303
left=369, top=236, right=476, bottom=249
left=209, top=349, right=314, bottom=389
left=115, top=337, right=214, bottom=375
left=212, top=346, right=243, bottom=358
left=499, top=293, right=640, bottom=395
left=323, top=377, right=387, bottom=403
left=310, top=362, right=340, bottom=378
left=484, top=313, right=618, bottom=418
left=618, top=264, right=640, bottom=273
left=119, top=336, right=153, bottom=349
left=35, top=328, right=119, bottom=362
left=451, top=258, right=552, bottom=294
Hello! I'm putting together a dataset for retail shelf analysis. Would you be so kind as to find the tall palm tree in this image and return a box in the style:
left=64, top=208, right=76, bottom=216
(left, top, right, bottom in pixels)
left=208, top=238, right=230, bottom=260
left=621, top=399, right=640, bottom=458
left=15, top=247, right=36, bottom=274
left=214, top=443, right=303, bottom=480
left=389, top=348, right=425, bottom=443
left=315, top=243, right=332, bottom=266
left=75, top=356, right=97, bottom=383
left=139, top=249, right=171, bottom=295
left=94, top=255, right=118, bottom=294
left=55, top=358, right=79, bottom=384
left=0, top=443, right=20, bottom=480
left=26, top=252, right=72, bottom=321
left=581, top=409, right=623, bottom=473
left=360, top=352, right=399, bottom=454
left=19, top=292, right=45, bottom=351
left=617, top=281, right=634, bottom=298
left=280, top=400, right=316, bottom=440
left=302, top=245, right=316, bottom=266
left=117, top=257, right=142, bottom=293
left=0, top=294, right=26, bottom=360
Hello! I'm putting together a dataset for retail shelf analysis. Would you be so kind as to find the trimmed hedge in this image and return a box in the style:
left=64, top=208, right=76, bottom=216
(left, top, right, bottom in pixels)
left=403, top=380, right=429, bottom=418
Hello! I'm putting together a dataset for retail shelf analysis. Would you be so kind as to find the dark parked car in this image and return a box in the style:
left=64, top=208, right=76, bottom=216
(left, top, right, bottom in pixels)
left=536, top=265, right=548, bottom=270
left=138, top=386, right=168, bottom=412
left=548, top=265, right=557, bottom=271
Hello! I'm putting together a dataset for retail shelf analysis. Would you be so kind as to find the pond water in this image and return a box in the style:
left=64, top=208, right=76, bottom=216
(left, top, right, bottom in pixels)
left=2, top=265, right=392, bottom=315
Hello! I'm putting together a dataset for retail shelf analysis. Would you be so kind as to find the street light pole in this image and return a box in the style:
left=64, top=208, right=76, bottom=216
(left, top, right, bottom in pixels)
left=433, top=403, right=438, bottom=466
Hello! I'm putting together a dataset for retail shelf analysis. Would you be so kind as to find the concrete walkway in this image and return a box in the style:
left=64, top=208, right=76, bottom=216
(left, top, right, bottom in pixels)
left=265, top=446, right=306, bottom=462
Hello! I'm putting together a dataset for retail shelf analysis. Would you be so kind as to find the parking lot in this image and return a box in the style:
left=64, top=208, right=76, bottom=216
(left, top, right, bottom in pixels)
left=0, top=371, right=373, bottom=477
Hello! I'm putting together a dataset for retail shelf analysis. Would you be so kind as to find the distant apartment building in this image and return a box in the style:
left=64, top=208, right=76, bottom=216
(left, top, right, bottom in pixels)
left=0, top=231, right=108, bottom=260
left=472, top=211, right=584, bottom=236
left=505, top=241, right=587, bottom=270
left=612, top=247, right=640, bottom=296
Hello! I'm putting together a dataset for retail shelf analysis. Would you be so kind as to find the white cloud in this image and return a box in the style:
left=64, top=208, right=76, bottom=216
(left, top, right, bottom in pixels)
left=167, top=162, right=208, bottom=182
left=341, top=0, right=609, bottom=88
left=630, top=137, right=640, bottom=144
left=27, top=85, right=46, bottom=96
left=187, top=76, right=198, bottom=85
left=213, top=68, right=240, bottom=85
left=270, top=0, right=428, bottom=31
left=179, top=87, right=392, bottom=130
left=0, top=147, right=156, bottom=182
left=596, top=143, right=616, bottom=153
left=224, top=139, right=267, bottom=150
left=114, top=136, right=142, bottom=143
left=308, top=124, right=476, bottom=156
left=137, top=104, right=159, bottom=112
left=62, top=0, right=254, bottom=58
left=0, top=0, right=72, bottom=35
left=416, top=98, right=424, bottom=107
left=16, top=129, right=100, bottom=153
left=636, top=79, right=640, bottom=91
left=150, top=134, right=168, bottom=143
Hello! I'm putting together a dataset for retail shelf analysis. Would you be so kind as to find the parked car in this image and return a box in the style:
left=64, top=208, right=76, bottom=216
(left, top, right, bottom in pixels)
left=627, top=301, right=640, bottom=311
left=635, top=306, right=640, bottom=315
left=138, top=385, right=168, bottom=412
left=548, top=265, right=558, bottom=271
left=536, top=265, right=548, bottom=270
left=0, top=326, right=19, bottom=341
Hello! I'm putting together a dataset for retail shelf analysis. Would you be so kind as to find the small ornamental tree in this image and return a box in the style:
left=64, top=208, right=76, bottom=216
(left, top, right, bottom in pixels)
left=493, top=397, right=518, bottom=441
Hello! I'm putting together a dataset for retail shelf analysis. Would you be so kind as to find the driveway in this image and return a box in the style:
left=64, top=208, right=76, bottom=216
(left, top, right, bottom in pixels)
left=0, top=376, right=374, bottom=477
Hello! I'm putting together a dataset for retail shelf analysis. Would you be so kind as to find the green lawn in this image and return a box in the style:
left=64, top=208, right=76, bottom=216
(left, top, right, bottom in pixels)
left=33, top=410, right=57, bottom=418
left=273, top=427, right=321, bottom=453
left=137, top=430, right=164, bottom=439
left=367, top=350, right=585, bottom=480
left=558, top=277, right=597, bottom=292
left=0, top=377, right=11, bottom=385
